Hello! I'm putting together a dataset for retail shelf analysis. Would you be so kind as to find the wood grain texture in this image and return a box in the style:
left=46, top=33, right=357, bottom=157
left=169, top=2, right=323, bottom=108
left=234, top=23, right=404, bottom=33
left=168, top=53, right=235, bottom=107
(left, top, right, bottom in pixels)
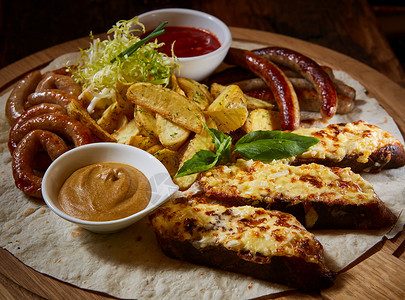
left=0, top=27, right=404, bottom=299
left=322, top=251, right=405, bottom=299
left=1, top=1, right=404, bottom=87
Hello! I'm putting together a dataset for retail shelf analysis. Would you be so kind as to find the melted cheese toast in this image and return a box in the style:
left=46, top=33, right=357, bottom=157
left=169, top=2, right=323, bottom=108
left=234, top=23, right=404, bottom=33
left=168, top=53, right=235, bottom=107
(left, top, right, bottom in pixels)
left=198, top=159, right=396, bottom=229
left=149, top=197, right=335, bottom=290
left=289, top=121, right=405, bottom=172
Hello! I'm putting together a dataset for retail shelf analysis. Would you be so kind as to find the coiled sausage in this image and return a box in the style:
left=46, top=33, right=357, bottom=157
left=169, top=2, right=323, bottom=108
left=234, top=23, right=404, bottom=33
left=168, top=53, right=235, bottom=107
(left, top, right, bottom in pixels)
left=12, top=130, right=69, bottom=198
left=9, top=113, right=95, bottom=153
left=35, top=73, right=81, bottom=97
left=5, top=70, right=42, bottom=125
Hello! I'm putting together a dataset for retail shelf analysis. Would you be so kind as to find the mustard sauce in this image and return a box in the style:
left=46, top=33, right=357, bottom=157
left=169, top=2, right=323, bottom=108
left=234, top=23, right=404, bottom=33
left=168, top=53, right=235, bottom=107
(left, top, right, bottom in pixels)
left=58, top=162, right=151, bottom=221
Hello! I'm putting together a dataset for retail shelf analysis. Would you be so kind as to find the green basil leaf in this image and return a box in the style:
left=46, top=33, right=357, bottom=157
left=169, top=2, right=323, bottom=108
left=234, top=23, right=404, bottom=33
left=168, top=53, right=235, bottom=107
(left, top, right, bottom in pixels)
left=174, top=150, right=219, bottom=177
left=233, top=130, right=319, bottom=161
left=204, top=123, right=232, bottom=163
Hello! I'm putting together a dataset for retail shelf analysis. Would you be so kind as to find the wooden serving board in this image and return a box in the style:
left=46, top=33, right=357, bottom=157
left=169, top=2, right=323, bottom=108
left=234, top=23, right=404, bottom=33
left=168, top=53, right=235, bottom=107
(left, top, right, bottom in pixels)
left=0, top=27, right=404, bottom=299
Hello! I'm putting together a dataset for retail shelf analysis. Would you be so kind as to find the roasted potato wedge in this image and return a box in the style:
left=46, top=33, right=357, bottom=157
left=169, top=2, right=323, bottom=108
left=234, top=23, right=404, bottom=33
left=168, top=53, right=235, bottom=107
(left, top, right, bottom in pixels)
left=134, top=106, right=159, bottom=138
left=177, top=77, right=212, bottom=110
left=242, top=109, right=281, bottom=133
left=111, top=118, right=140, bottom=144
left=244, top=95, right=275, bottom=110
left=156, top=114, right=191, bottom=150
left=210, top=82, right=274, bottom=110
left=173, top=117, right=217, bottom=190
left=153, top=148, right=180, bottom=177
left=170, top=73, right=187, bottom=97
left=146, top=144, right=165, bottom=154
left=97, top=101, right=122, bottom=133
left=127, top=135, right=158, bottom=150
left=67, top=100, right=116, bottom=142
left=205, top=85, right=248, bottom=133
left=127, top=82, right=204, bottom=133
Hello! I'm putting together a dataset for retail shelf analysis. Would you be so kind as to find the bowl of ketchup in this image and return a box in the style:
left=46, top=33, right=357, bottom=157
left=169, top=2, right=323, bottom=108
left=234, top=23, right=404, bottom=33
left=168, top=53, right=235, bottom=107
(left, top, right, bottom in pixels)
left=138, top=8, right=232, bottom=81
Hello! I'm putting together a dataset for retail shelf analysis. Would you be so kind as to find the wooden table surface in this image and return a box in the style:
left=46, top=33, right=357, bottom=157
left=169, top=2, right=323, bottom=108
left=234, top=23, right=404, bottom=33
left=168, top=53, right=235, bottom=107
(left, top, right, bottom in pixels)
left=0, top=27, right=405, bottom=299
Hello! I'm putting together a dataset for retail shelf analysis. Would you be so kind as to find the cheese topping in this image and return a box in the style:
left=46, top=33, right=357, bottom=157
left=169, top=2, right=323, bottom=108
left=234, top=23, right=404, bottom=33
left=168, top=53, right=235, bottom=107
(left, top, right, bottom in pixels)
left=291, top=121, right=402, bottom=163
left=149, top=198, right=324, bottom=264
left=199, top=159, right=379, bottom=206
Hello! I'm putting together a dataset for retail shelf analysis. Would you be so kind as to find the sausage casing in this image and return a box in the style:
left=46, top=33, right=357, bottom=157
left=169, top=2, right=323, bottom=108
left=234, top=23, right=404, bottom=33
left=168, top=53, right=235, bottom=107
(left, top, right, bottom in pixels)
left=12, top=130, right=69, bottom=198
left=225, top=48, right=300, bottom=130
left=5, top=70, right=42, bottom=125
left=253, top=47, right=337, bottom=120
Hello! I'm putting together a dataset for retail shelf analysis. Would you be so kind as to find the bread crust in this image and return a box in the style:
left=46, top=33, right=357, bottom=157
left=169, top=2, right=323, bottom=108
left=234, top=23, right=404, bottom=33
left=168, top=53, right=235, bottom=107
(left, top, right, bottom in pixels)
left=155, top=235, right=336, bottom=291
left=198, top=161, right=397, bottom=229
left=149, top=198, right=336, bottom=290
left=292, top=142, right=405, bottom=173
left=214, top=195, right=397, bottom=229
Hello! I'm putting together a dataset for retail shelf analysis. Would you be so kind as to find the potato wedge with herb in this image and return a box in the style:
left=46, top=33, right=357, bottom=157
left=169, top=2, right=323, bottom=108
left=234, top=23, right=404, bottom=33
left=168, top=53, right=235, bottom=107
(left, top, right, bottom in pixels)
left=210, top=82, right=274, bottom=110
left=170, top=73, right=186, bottom=97
left=173, top=117, right=217, bottom=190
left=146, top=144, right=164, bottom=154
left=205, top=85, right=248, bottom=133
left=97, top=101, right=122, bottom=133
left=242, top=108, right=281, bottom=133
left=127, top=135, right=158, bottom=150
left=67, top=100, right=116, bottom=142
left=153, top=148, right=180, bottom=177
left=127, top=82, right=204, bottom=133
left=178, top=77, right=212, bottom=110
left=156, top=114, right=191, bottom=150
left=111, top=118, right=140, bottom=144
left=134, top=106, right=159, bottom=138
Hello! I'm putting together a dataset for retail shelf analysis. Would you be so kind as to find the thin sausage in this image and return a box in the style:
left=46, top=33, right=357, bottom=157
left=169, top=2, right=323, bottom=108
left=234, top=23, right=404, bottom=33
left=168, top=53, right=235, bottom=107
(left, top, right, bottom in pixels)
left=237, top=78, right=354, bottom=114
left=225, top=48, right=300, bottom=130
left=253, top=47, right=337, bottom=120
left=5, top=70, right=42, bottom=125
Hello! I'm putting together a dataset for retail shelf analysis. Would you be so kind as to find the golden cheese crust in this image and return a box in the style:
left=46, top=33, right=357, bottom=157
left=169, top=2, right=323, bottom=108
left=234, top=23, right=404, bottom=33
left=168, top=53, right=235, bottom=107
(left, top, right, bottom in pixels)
left=288, top=121, right=405, bottom=172
left=198, top=160, right=396, bottom=229
left=149, top=197, right=336, bottom=290
left=150, top=197, right=322, bottom=263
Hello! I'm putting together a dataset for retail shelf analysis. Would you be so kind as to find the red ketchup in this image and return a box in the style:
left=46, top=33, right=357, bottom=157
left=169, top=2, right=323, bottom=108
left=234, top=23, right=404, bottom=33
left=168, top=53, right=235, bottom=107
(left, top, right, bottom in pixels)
left=145, top=26, right=221, bottom=57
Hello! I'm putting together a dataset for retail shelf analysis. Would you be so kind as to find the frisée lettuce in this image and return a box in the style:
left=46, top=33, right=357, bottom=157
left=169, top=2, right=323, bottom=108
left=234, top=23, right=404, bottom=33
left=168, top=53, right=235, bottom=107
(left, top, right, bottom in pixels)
left=70, top=17, right=177, bottom=112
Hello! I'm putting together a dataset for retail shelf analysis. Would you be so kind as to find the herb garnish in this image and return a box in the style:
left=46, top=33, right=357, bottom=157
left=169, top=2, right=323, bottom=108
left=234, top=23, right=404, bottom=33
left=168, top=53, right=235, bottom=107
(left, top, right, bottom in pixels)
left=111, top=21, right=168, bottom=63
left=175, top=125, right=319, bottom=177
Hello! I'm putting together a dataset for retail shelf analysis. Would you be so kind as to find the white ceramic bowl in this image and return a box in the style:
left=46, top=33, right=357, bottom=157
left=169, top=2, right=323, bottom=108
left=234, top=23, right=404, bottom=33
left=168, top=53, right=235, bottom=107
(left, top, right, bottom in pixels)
left=138, top=8, right=232, bottom=81
left=42, top=143, right=179, bottom=233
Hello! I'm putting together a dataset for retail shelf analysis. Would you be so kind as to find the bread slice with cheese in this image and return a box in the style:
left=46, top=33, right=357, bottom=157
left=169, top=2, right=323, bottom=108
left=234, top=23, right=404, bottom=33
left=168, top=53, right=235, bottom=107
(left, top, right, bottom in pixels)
left=287, top=121, right=405, bottom=173
left=149, top=197, right=336, bottom=290
left=198, top=159, right=396, bottom=229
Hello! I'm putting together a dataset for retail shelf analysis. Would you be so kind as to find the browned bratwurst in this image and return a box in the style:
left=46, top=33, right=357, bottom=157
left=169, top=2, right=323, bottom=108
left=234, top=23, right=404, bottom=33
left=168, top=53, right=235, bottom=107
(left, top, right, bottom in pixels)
left=27, top=89, right=82, bottom=110
left=5, top=70, right=42, bottom=125
left=253, top=47, right=338, bottom=120
left=8, top=113, right=95, bottom=153
left=225, top=48, right=300, bottom=130
left=35, top=73, right=82, bottom=97
left=12, top=130, right=69, bottom=198
left=12, top=103, right=67, bottom=130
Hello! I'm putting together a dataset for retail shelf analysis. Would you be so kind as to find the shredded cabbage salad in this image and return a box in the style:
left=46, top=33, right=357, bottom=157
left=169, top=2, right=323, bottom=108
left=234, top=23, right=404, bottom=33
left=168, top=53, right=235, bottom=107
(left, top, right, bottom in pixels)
left=70, top=17, right=177, bottom=112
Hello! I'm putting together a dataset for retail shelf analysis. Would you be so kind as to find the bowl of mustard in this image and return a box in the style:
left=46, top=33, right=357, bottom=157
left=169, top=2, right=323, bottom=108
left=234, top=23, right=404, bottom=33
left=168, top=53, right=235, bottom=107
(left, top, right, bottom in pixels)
left=42, top=142, right=179, bottom=233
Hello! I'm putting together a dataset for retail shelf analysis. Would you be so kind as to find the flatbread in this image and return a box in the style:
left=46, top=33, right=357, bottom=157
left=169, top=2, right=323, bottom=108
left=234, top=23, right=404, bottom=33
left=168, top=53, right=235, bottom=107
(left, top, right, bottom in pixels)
left=0, top=44, right=404, bottom=299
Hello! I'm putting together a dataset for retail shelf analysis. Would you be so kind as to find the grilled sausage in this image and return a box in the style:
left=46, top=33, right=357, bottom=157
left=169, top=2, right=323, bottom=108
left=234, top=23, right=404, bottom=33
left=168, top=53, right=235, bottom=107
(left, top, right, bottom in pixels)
left=5, top=70, right=42, bottom=125
left=225, top=48, right=300, bottom=130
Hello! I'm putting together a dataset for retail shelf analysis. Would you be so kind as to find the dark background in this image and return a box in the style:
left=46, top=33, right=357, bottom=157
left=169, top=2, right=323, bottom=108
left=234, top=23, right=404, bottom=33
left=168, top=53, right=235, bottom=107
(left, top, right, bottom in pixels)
left=1, top=0, right=404, bottom=85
